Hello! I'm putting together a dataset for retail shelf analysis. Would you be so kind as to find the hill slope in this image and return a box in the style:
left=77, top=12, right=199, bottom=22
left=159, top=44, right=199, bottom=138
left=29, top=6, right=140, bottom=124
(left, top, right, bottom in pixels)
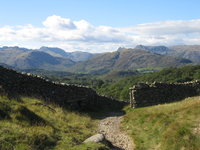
left=135, top=44, right=200, bottom=63
left=0, top=95, right=108, bottom=150
left=0, top=66, right=125, bottom=149
left=123, top=96, right=200, bottom=150
left=71, top=48, right=191, bottom=74
left=97, top=65, right=200, bottom=101
left=0, top=47, right=75, bottom=71
left=170, top=45, right=200, bottom=62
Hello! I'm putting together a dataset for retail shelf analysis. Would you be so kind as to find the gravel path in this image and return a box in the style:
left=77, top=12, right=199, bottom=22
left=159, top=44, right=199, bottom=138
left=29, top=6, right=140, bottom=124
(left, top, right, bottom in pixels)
left=98, top=113, right=134, bottom=150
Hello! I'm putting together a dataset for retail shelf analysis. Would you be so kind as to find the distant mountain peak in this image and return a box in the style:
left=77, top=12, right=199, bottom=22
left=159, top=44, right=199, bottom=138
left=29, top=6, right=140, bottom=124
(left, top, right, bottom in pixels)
left=117, top=47, right=126, bottom=51
left=39, top=46, right=68, bottom=57
left=0, top=46, right=30, bottom=52
left=39, top=46, right=94, bottom=62
left=135, top=45, right=169, bottom=50
left=135, top=45, right=175, bottom=55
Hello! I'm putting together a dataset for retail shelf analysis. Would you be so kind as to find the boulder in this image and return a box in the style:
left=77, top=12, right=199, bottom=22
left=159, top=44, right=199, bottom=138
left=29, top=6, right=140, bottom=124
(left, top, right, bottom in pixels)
left=83, top=134, right=105, bottom=143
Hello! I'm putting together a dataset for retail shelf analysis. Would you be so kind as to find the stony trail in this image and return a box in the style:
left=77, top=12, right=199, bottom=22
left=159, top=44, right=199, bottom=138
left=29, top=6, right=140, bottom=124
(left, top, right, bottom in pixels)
left=98, top=113, right=134, bottom=150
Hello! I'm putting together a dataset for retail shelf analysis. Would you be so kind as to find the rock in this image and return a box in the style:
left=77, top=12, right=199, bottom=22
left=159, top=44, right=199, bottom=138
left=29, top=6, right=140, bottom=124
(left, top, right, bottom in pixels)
left=135, top=82, right=149, bottom=89
left=83, top=134, right=105, bottom=143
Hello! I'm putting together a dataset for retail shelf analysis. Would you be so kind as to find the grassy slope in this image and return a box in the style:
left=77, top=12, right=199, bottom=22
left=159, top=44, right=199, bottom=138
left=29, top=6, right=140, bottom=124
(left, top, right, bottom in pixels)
left=97, top=65, right=200, bottom=101
left=0, top=96, right=108, bottom=150
left=123, top=97, right=200, bottom=150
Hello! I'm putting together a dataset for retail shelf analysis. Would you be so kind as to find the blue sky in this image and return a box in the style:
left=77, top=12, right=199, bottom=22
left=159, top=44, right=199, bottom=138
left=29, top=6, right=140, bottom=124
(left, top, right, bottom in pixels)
left=1, top=0, right=200, bottom=27
left=0, top=0, right=200, bottom=52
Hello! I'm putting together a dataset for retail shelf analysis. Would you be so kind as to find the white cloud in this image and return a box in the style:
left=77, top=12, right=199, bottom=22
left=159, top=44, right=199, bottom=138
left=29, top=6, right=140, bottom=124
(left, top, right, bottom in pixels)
left=0, top=15, right=200, bottom=52
left=122, top=19, right=200, bottom=35
left=43, top=15, right=76, bottom=30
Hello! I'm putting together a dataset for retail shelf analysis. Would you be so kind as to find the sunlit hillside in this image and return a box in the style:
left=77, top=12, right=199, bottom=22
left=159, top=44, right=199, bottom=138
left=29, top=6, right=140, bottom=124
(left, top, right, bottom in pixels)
left=0, top=96, right=108, bottom=150
left=123, top=96, right=200, bottom=150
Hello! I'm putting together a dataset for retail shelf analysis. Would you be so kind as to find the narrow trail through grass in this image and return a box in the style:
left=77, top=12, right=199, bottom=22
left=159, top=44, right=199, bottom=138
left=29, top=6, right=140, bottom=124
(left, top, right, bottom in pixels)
left=98, top=112, right=134, bottom=150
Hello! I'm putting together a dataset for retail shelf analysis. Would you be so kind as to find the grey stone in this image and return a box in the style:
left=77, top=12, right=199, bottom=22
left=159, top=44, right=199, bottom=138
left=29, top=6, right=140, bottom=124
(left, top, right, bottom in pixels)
left=83, top=134, right=105, bottom=143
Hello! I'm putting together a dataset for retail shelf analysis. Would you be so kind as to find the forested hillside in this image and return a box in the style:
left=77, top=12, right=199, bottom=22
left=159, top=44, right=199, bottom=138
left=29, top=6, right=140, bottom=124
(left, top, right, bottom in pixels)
left=97, top=65, right=200, bottom=101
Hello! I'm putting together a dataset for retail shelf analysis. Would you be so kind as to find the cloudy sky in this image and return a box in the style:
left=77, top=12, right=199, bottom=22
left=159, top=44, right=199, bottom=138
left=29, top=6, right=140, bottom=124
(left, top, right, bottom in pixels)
left=0, top=0, right=200, bottom=53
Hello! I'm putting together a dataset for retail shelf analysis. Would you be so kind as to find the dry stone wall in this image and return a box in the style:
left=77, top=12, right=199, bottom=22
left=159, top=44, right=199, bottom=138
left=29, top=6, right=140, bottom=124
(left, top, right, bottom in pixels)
left=130, top=81, right=200, bottom=108
left=0, top=66, right=124, bottom=110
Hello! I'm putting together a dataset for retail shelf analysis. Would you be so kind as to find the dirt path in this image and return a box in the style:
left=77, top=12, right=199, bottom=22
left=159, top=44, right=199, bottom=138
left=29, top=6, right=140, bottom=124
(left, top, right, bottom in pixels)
left=98, top=113, right=134, bottom=150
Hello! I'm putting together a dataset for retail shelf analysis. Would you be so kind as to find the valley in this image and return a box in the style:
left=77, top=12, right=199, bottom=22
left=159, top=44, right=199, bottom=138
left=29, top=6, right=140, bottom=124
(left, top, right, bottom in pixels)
left=1, top=45, right=200, bottom=150
left=1, top=1, right=200, bottom=149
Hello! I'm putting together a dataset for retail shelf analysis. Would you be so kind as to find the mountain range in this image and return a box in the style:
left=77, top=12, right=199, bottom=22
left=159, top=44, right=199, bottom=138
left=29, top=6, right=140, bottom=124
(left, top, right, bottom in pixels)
left=0, top=47, right=75, bottom=71
left=70, top=48, right=191, bottom=74
left=39, top=46, right=94, bottom=62
left=136, top=45, right=200, bottom=63
left=1, top=45, right=200, bottom=74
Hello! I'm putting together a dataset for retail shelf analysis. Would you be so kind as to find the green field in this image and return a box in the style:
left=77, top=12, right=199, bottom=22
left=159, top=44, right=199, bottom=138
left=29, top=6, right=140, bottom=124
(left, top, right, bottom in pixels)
left=123, top=96, right=200, bottom=150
